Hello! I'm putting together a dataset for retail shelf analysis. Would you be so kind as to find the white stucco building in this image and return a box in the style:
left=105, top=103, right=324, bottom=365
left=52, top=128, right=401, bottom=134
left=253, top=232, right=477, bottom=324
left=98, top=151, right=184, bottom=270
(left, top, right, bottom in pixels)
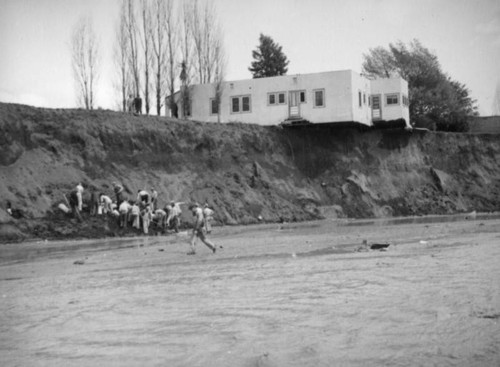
left=171, top=70, right=410, bottom=128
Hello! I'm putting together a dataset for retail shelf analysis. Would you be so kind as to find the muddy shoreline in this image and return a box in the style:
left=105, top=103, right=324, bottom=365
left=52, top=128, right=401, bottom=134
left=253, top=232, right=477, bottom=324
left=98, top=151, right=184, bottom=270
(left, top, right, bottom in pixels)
left=1, top=216, right=499, bottom=366
left=2, top=210, right=498, bottom=246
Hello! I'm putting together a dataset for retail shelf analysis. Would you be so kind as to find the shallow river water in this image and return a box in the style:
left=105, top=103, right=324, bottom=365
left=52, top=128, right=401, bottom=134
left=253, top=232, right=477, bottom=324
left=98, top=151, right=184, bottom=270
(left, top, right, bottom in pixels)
left=1, top=217, right=499, bottom=366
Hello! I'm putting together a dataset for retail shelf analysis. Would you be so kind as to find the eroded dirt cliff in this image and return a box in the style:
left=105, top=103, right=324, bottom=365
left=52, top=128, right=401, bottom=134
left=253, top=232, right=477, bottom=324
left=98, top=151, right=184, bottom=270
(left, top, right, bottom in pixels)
left=1, top=103, right=499, bottom=241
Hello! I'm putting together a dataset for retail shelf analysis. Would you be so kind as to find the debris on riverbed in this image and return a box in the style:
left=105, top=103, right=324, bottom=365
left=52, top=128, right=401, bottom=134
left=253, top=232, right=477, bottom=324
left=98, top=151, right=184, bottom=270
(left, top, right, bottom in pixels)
left=356, top=240, right=391, bottom=251
left=475, top=311, right=500, bottom=319
left=370, top=243, right=391, bottom=250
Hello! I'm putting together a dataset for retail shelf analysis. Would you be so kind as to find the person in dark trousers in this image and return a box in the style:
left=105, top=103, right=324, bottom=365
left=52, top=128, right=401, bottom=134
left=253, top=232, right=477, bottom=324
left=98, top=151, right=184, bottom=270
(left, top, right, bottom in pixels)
left=68, top=190, right=82, bottom=222
left=171, top=101, right=178, bottom=118
left=89, top=189, right=100, bottom=216
left=113, top=182, right=125, bottom=207
left=134, top=97, right=142, bottom=114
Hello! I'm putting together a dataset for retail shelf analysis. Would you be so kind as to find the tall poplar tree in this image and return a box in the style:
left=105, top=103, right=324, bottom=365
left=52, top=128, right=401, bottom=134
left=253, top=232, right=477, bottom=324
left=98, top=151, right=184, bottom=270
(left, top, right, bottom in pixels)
left=114, top=0, right=131, bottom=112
left=71, top=16, right=99, bottom=109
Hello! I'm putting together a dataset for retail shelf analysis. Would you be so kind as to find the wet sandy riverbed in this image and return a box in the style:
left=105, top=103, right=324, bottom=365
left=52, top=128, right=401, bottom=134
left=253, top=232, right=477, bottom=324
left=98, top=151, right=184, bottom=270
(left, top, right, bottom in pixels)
left=1, top=217, right=500, bottom=366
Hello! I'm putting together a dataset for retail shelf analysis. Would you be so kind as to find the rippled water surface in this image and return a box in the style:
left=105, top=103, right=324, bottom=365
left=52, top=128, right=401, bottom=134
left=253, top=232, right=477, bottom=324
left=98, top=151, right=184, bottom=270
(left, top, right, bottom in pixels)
left=1, top=218, right=499, bottom=366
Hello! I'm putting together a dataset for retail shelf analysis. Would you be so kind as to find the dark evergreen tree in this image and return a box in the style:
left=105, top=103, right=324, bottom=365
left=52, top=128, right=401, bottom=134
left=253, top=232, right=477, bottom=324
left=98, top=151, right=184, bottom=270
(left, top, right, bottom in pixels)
left=362, top=39, right=477, bottom=131
left=249, top=34, right=289, bottom=78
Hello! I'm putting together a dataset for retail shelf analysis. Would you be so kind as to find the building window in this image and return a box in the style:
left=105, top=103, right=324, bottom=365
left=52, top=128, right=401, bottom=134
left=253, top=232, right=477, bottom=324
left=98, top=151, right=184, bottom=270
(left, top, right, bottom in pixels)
left=358, top=91, right=362, bottom=107
left=386, top=93, right=399, bottom=106
left=232, top=97, right=240, bottom=113
left=210, top=99, right=219, bottom=115
left=314, top=89, right=324, bottom=107
left=242, top=96, right=250, bottom=112
left=363, top=92, right=366, bottom=105
left=231, top=95, right=251, bottom=113
left=268, top=92, right=286, bottom=106
left=300, top=91, right=306, bottom=103
left=278, top=92, right=285, bottom=104
left=268, top=94, right=276, bottom=105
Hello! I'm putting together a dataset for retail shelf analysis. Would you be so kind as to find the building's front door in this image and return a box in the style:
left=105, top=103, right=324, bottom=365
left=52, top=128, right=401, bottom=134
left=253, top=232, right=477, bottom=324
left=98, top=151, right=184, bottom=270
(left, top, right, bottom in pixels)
left=371, top=94, right=382, bottom=120
left=289, top=91, right=301, bottom=118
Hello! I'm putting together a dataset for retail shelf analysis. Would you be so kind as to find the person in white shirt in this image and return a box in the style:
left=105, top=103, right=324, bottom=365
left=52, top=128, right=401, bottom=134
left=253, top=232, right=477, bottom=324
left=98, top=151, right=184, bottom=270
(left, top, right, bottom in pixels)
left=130, top=203, right=141, bottom=229
left=119, top=200, right=131, bottom=228
left=99, top=194, right=113, bottom=214
left=76, top=183, right=84, bottom=211
left=203, top=204, right=214, bottom=233
left=141, top=204, right=153, bottom=234
left=166, top=201, right=184, bottom=233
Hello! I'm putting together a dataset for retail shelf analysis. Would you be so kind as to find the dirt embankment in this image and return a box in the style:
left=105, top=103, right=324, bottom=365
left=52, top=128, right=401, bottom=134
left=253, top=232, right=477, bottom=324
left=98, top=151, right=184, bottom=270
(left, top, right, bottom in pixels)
left=1, top=102, right=499, bottom=242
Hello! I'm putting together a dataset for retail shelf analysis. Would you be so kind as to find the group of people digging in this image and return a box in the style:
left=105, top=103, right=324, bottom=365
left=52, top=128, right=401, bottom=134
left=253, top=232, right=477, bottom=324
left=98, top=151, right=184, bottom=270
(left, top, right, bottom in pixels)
left=66, top=182, right=217, bottom=255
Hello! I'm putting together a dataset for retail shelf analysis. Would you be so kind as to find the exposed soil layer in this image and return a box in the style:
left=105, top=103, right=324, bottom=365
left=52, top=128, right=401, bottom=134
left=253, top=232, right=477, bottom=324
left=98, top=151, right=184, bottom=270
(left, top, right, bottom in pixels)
left=1, top=102, right=500, bottom=242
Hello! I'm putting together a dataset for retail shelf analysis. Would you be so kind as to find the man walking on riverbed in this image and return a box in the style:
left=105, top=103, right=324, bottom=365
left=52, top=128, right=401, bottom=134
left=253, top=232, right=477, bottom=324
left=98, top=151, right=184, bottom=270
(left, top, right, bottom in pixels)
left=188, top=203, right=216, bottom=255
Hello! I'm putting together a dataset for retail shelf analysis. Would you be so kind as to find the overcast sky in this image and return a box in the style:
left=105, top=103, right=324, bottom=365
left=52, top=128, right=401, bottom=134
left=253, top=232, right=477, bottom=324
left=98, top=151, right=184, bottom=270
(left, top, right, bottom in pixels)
left=1, top=0, right=499, bottom=115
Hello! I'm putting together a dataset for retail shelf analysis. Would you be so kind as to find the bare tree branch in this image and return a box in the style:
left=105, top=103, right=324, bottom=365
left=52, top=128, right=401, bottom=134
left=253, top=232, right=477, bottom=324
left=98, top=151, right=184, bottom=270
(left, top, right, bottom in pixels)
left=139, top=0, right=153, bottom=114
left=71, top=16, right=99, bottom=109
left=125, top=0, right=141, bottom=99
left=179, top=0, right=194, bottom=118
left=114, top=0, right=132, bottom=112
left=150, top=0, right=168, bottom=115
left=164, top=0, right=178, bottom=117
left=181, top=0, right=226, bottom=120
left=190, top=0, right=224, bottom=85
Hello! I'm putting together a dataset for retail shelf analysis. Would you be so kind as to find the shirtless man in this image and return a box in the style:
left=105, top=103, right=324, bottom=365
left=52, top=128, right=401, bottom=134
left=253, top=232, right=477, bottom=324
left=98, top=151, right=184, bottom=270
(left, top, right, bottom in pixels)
left=188, top=203, right=216, bottom=255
